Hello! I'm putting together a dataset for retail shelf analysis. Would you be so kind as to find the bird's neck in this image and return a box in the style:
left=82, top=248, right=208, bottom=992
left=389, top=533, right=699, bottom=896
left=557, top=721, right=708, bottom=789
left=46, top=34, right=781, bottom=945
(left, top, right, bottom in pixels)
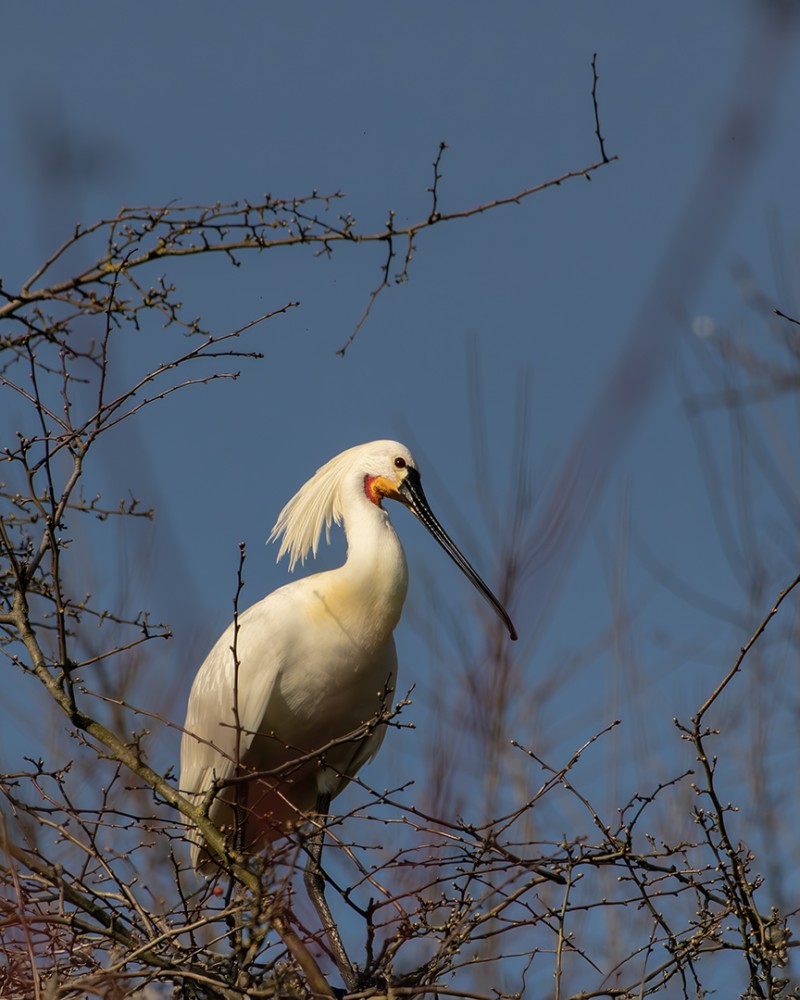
left=336, top=499, right=409, bottom=642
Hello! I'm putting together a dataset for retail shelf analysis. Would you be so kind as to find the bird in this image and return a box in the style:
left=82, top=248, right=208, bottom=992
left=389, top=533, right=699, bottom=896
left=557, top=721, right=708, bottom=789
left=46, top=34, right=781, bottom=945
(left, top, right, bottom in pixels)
left=179, top=440, right=516, bottom=982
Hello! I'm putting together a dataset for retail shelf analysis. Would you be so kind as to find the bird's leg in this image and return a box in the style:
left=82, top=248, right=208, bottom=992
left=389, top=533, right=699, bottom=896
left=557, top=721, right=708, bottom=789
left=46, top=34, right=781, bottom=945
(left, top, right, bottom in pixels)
left=304, top=791, right=358, bottom=992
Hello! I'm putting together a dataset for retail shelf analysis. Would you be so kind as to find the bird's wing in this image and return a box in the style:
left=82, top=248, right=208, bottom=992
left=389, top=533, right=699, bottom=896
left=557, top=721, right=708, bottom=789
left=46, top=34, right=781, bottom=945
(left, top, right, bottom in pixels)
left=323, top=635, right=398, bottom=801
left=179, top=600, right=281, bottom=859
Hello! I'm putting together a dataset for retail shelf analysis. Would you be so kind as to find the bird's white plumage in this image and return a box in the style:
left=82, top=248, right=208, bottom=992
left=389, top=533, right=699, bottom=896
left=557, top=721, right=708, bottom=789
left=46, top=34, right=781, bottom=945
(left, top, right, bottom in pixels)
left=180, top=438, right=517, bottom=870
left=180, top=441, right=415, bottom=868
left=268, top=442, right=387, bottom=571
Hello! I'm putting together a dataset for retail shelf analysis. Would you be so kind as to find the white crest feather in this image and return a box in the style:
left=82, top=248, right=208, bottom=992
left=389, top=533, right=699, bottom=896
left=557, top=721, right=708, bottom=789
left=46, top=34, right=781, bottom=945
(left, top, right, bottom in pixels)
left=268, top=451, right=350, bottom=570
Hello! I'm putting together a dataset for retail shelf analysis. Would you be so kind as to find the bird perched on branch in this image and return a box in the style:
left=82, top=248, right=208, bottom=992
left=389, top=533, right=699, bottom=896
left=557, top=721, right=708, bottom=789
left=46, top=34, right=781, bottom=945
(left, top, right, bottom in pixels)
left=179, top=440, right=516, bottom=983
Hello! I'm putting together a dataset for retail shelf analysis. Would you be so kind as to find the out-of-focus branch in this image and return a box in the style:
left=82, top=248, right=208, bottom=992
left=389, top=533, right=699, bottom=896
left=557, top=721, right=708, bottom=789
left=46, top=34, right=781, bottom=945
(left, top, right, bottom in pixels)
left=521, top=1, right=800, bottom=639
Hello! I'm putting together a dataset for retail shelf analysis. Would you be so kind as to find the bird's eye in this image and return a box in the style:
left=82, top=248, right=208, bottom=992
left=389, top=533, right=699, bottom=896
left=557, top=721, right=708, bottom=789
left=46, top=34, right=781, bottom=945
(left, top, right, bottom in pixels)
left=394, top=457, right=406, bottom=469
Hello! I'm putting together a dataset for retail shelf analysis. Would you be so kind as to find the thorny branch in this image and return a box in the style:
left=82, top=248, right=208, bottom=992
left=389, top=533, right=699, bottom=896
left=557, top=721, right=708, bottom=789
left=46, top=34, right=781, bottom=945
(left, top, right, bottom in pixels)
left=0, top=153, right=617, bottom=363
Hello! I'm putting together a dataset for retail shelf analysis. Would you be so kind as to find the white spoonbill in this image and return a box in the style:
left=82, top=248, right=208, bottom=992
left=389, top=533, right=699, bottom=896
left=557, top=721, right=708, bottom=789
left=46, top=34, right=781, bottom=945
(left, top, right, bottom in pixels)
left=179, top=440, right=516, bottom=980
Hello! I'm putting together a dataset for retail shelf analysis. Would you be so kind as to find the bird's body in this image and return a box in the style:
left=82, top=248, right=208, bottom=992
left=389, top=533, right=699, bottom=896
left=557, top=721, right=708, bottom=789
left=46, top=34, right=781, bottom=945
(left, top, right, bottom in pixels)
left=180, top=440, right=516, bottom=870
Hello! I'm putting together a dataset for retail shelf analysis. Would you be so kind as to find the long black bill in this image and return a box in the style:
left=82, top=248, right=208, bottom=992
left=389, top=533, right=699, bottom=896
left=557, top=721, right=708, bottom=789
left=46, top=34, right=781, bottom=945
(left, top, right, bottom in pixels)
left=398, top=468, right=518, bottom=641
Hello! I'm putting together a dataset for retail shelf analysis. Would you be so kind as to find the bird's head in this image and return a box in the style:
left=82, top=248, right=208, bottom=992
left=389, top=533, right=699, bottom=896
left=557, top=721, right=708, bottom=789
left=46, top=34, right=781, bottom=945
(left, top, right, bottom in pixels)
left=361, top=442, right=417, bottom=509
left=270, top=440, right=517, bottom=641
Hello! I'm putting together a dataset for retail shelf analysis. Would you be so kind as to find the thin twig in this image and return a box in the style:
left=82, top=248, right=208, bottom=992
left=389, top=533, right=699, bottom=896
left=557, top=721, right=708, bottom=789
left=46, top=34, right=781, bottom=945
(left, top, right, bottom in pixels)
left=591, top=53, right=610, bottom=164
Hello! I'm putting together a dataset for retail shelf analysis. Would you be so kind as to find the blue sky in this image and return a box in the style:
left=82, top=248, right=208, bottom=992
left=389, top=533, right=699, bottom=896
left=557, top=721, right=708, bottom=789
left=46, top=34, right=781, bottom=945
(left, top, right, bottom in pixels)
left=2, top=1, right=800, bottom=990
